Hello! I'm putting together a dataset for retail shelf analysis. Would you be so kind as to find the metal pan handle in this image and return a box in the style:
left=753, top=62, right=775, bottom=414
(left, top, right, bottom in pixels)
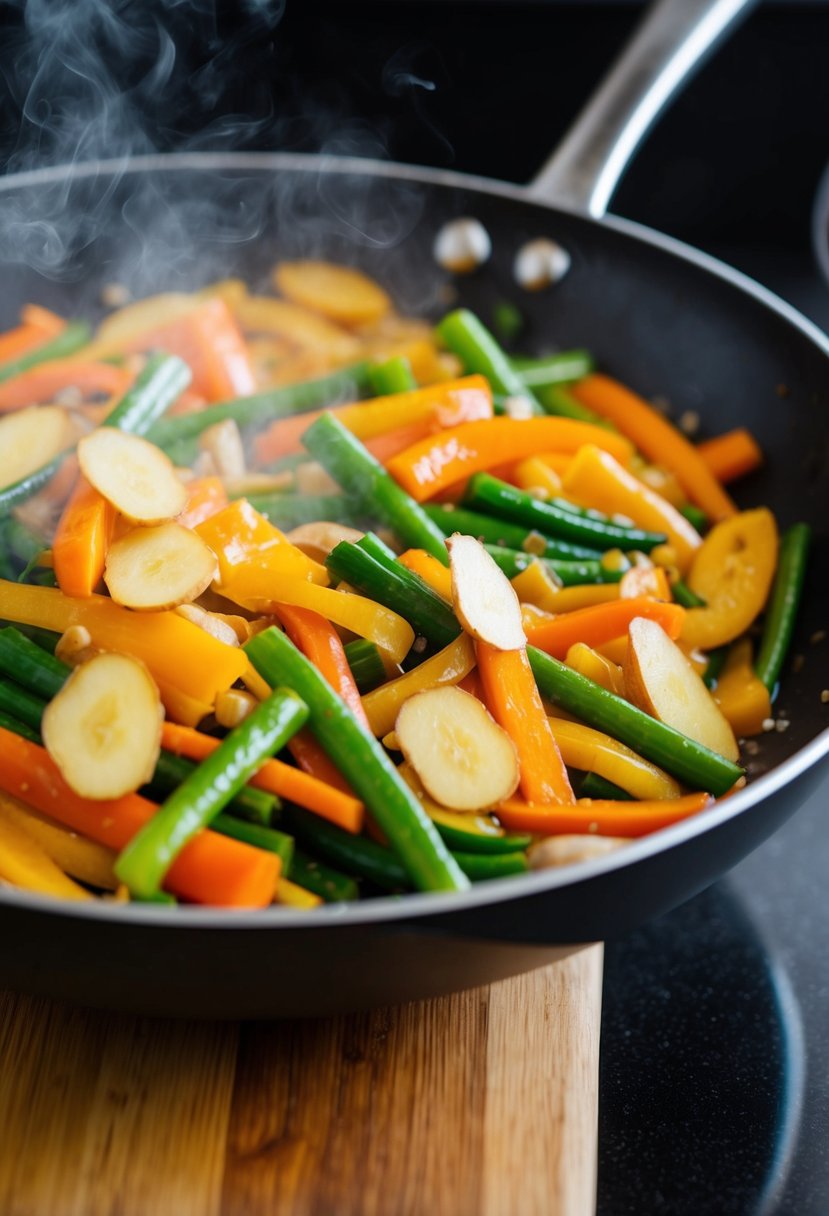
left=528, top=0, right=755, bottom=217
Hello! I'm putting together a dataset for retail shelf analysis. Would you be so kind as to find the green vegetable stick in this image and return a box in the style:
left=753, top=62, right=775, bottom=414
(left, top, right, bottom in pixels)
left=0, top=321, right=92, bottom=384
left=755, top=523, right=811, bottom=694
left=114, top=688, right=309, bottom=899
left=245, top=627, right=469, bottom=893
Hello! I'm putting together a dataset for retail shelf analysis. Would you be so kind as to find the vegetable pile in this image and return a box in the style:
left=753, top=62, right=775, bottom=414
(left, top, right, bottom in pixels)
left=0, top=263, right=810, bottom=908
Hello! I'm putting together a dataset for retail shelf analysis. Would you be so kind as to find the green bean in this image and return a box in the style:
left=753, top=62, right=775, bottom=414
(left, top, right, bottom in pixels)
left=424, top=504, right=603, bottom=562
left=0, top=321, right=92, bottom=385
left=302, top=413, right=449, bottom=563
left=103, top=352, right=191, bottom=434
left=148, top=362, right=371, bottom=448
left=511, top=350, right=595, bottom=389
left=327, top=541, right=460, bottom=655
left=1, top=517, right=47, bottom=569
left=0, top=708, right=40, bottom=743
left=368, top=355, right=417, bottom=395
left=245, top=628, right=468, bottom=893
left=211, top=814, right=295, bottom=871
left=148, top=751, right=278, bottom=827
left=465, top=473, right=666, bottom=553
left=0, top=453, right=70, bottom=518
left=288, top=849, right=359, bottom=902
left=429, top=815, right=532, bottom=856
left=245, top=493, right=355, bottom=529
left=535, top=383, right=612, bottom=426
left=344, top=639, right=388, bottom=695
left=283, top=805, right=409, bottom=892
left=437, top=310, right=543, bottom=413
left=452, top=850, right=529, bottom=881
left=0, top=677, right=45, bottom=732
left=755, top=523, right=811, bottom=694
left=579, top=772, right=633, bottom=801
left=115, top=688, right=309, bottom=899
left=679, top=502, right=708, bottom=533
left=702, top=647, right=727, bottom=690
left=527, top=646, right=743, bottom=795
left=671, top=580, right=706, bottom=609
left=0, top=626, right=69, bottom=699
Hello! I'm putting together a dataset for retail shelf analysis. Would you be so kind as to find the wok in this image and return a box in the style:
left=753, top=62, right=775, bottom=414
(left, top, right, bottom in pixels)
left=0, top=0, right=826, bottom=1018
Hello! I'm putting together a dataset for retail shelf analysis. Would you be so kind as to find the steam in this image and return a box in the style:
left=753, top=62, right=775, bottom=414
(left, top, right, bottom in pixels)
left=0, top=1, right=446, bottom=318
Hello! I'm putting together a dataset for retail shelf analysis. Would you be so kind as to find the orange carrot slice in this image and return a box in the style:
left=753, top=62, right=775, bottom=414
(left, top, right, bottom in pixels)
left=525, top=597, right=685, bottom=659
left=160, top=721, right=364, bottom=834
left=477, top=641, right=575, bottom=805
left=0, top=361, right=131, bottom=413
left=697, top=428, right=763, bottom=485
left=570, top=374, right=736, bottom=521
left=496, top=791, right=713, bottom=836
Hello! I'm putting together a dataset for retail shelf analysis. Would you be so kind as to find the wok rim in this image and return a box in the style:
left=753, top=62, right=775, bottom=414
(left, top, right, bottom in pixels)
left=0, top=149, right=827, bottom=931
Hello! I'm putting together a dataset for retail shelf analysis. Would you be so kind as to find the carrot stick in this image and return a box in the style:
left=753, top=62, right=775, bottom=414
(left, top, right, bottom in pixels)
left=496, top=791, right=713, bottom=836
left=570, top=374, right=736, bottom=521
left=386, top=417, right=635, bottom=502
left=254, top=374, right=493, bottom=464
left=52, top=477, right=117, bottom=598
left=275, top=604, right=371, bottom=729
left=477, top=641, right=575, bottom=805
left=177, top=476, right=229, bottom=529
left=20, top=305, right=67, bottom=336
left=160, top=721, right=364, bottom=833
left=0, top=728, right=279, bottom=906
left=0, top=360, right=131, bottom=413
left=0, top=308, right=65, bottom=364
left=364, top=419, right=434, bottom=463
left=525, top=596, right=685, bottom=658
left=697, top=428, right=763, bottom=484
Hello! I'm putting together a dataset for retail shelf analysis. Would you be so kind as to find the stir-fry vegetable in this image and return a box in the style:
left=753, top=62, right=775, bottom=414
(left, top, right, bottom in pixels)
left=0, top=261, right=809, bottom=908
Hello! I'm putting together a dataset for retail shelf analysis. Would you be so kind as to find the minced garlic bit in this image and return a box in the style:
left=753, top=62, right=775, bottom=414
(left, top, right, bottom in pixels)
left=101, top=282, right=132, bottom=308
left=411, top=636, right=428, bottom=654
left=600, top=548, right=629, bottom=573
left=762, top=717, right=776, bottom=732
left=522, top=531, right=548, bottom=557
left=679, top=409, right=701, bottom=435
left=513, top=238, right=571, bottom=291
left=775, top=719, right=790, bottom=733
left=821, top=689, right=829, bottom=704
left=811, top=630, right=827, bottom=645
left=744, top=740, right=761, bottom=756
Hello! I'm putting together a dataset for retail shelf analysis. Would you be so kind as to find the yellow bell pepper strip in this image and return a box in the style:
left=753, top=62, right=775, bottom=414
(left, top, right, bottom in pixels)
left=681, top=508, right=779, bottom=650
left=545, top=717, right=682, bottom=800
left=195, top=498, right=329, bottom=589
left=713, top=638, right=773, bottom=736
left=564, top=642, right=626, bottom=698
left=398, top=548, right=453, bottom=600
left=0, top=797, right=92, bottom=901
left=570, top=374, right=737, bottom=522
left=255, top=375, right=494, bottom=463
left=386, top=417, right=635, bottom=502
left=361, top=634, right=477, bottom=737
left=510, top=456, right=563, bottom=498
left=222, top=575, right=416, bottom=666
left=563, top=444, right=702, bottom=572
left=275, top=877, right=324, bottom=908
left=496, top=791, right=713, bottom=837
left=596, top=637, right=629, bottom=666
left=153, top=680, right=215, bottom=729
left=0, top=581, right=247, bottom=707
left=234, top=294, right=363, bottom=360
left=0, top=792, right=117, bottom=890
left=619, top=565, right=672, bottom=601
left=509, top=561, right=563, bottom=612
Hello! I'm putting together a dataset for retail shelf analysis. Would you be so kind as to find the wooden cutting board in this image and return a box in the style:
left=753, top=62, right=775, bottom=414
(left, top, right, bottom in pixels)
left=0, top=945, right=603, bottom=1216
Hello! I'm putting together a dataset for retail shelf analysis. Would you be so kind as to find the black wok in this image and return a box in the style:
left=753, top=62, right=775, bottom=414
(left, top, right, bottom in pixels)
left=0, top=0, right=826, bottom=1018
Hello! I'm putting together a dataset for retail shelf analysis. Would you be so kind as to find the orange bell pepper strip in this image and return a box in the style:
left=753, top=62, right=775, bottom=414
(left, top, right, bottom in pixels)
left=0, top=360, right=132, bottom=413
left=477, top=641, right=575, bottom=805
left=177, top=476, right=229, bottom=529
left=0, top=729, right=279, bottom=907
left=697, top=428, right=763, bottom=484
left=196, top=499, right=329, bottom=587
left=52, top=477, right=117, bottom=598
left=563, top=444, right=702, bottom=572
left=364, top=419, right=434, bottom=463
left=398, top=548, right=453, bottom=600
left=254, top=375, right=494, bottom=463
left=0, top=580, right=247, bottom=706
left=525, top=597, right=685, bottom=659
left=160, top=721, right=364, bottom=834
left=496, top=791, right=713, bottom=837
left=570, top=374, right=737, bottom=521
left=386, top=417, right=635, bottom=502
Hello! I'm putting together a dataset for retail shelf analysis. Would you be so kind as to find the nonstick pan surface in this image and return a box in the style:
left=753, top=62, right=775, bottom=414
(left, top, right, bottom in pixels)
left=0, top=151, right=826, bottom=1017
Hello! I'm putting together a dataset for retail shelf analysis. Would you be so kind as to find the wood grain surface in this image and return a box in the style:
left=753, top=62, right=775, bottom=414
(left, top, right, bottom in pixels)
left=0, top=945, right=602, bottom=1216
